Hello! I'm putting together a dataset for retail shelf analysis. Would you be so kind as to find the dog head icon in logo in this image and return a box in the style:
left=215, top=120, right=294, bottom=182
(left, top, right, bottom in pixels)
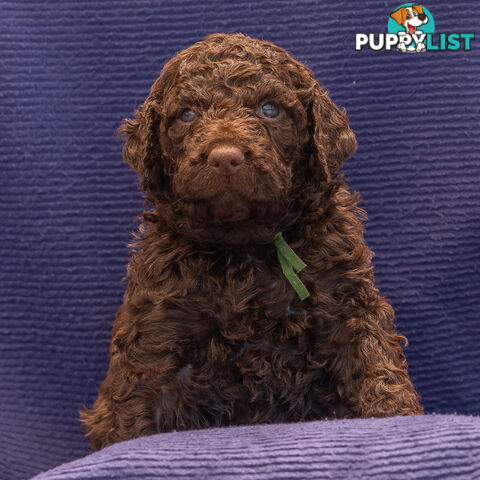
left=389, top=4, right=434, bottom=53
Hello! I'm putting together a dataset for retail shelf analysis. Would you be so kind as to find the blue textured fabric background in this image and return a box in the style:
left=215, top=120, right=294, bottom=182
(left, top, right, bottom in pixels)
left=0, top=1, right=479, bottom=479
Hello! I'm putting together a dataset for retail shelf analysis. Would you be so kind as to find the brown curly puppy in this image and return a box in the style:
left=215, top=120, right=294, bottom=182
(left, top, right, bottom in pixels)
left=80, top=32, right=423, bottom=451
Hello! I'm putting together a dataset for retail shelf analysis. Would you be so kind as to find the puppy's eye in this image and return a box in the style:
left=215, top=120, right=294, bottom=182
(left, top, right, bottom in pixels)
left=258, top=102, right=279, bottom=118
left=180, top=109, right=196, bottom=122
left=406, top=12, right=411, bottom=18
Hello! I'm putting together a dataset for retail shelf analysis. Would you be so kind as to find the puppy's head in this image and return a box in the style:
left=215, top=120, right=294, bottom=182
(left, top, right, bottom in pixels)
left=119, top=33, right=356, bottom=244
left=390, top=5, right=428, bottom=32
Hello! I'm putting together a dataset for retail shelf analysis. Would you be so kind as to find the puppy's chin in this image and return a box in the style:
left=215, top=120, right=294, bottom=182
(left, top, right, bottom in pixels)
left=203, top=191, right=266, bottom=224
left=187, top=190, right=285, bottom=223
left=176, top=193, right=289, bottom=246
left=209, top=202, right=251, bottom=224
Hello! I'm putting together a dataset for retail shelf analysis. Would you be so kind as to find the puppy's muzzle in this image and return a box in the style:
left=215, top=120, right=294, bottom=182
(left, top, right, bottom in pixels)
left=208, top=144, right=244, bottom=176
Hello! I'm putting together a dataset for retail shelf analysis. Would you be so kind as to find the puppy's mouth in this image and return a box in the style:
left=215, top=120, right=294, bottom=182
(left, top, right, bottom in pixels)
left=172, top=161, right=291, bottom=226
left=406, top=22, right=417, bottom=34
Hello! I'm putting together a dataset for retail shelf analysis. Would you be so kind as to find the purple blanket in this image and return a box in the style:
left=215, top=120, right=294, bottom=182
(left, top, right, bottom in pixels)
left=32, top=415, right=480, bottom=480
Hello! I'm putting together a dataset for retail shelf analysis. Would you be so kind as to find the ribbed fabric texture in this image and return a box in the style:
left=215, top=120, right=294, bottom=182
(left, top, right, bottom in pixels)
left=0, top=1, right=479, bottom=479
left=31, top=415, right=480, bottom=480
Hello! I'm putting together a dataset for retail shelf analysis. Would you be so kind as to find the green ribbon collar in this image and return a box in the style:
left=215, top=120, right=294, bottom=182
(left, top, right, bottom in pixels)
left=273, top=232, right=310, bottom=301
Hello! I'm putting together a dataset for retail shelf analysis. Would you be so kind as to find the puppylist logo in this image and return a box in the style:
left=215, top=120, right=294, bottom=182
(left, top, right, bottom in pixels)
left=356, top=4, right=475, bottom=53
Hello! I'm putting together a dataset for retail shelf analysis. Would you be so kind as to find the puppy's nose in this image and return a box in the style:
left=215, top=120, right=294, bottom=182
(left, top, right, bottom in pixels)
left=207, top=144, right=244, bottom=176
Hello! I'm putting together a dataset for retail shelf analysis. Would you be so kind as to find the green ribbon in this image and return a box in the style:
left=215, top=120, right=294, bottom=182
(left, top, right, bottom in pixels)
left=273, top=232, right=310, bottom=300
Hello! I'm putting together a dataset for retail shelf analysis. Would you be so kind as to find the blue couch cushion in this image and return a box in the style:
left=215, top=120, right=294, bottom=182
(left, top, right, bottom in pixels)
left=32, top=414, right=480, bottom=479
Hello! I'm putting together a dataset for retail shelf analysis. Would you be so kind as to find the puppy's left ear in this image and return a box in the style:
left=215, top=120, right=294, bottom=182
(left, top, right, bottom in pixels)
left=412, top=4, right=424, bottom=15
left=308, top=84, right=357, bottom=184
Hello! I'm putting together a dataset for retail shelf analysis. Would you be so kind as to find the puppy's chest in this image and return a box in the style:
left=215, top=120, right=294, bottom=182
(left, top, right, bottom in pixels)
left=131, top=251, right=327, bottom=393
left=132, top=249, right=325, bottom=365
left=195, top=251, right=299, bottom=302
left=197, top=293, right=319, bottom=392
left=193, top=253, right=303, bottom=322
left=184, top=256, right=317, bottom=365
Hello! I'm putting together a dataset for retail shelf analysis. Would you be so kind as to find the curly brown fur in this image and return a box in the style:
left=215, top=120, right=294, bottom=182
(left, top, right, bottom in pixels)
left=80, top=32, right=423, bottom=451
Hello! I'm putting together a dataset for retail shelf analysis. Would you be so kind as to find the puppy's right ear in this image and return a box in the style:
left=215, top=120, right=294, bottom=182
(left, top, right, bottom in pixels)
left=117, top=100, right=168, bottom=193
left=117, top=105, right=149, bottom=172
left=390, top=7, right=406, bottom=25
